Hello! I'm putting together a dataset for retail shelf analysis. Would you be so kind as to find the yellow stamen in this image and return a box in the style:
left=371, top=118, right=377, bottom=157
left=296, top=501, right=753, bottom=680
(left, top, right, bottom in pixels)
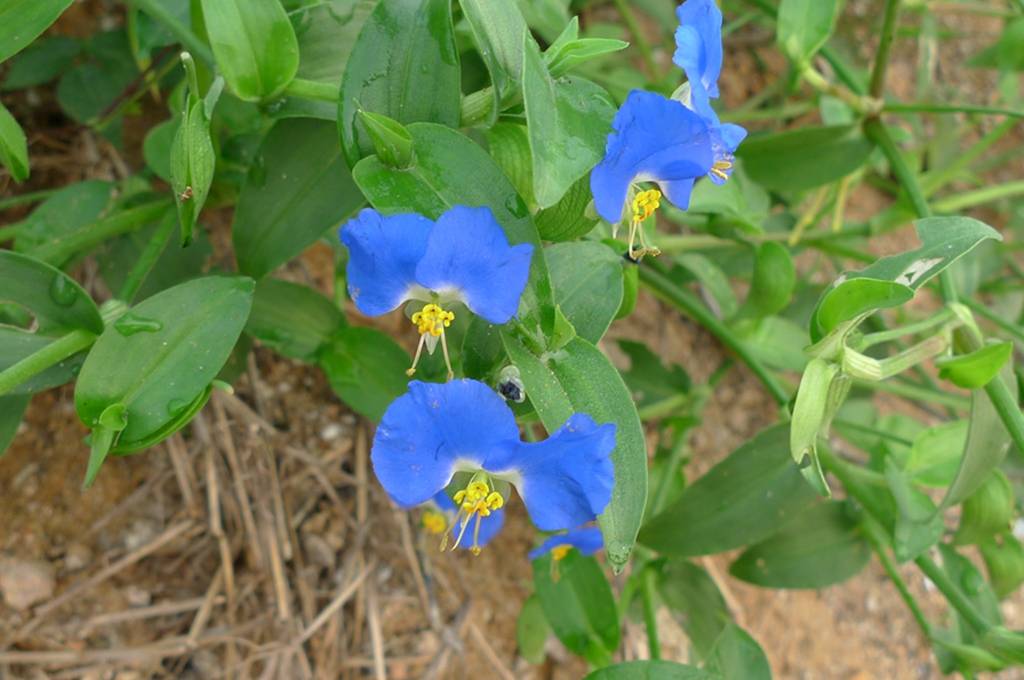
left=710, top=157, right=733, bottom=181
left=442, top=476, right=505, bottom=554
left=422, top=510, right=447, bottom=535
left=550, top=545, right=573, bottom=561
left=631, top=189, right=662, bottom=223
left=407, top=303, right=455, bottom=379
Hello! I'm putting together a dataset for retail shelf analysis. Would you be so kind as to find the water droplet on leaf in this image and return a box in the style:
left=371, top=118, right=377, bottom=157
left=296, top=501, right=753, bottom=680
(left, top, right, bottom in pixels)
left=48, top=276, right=78, bottom=307
left=114, top=313, right=163, bottom=336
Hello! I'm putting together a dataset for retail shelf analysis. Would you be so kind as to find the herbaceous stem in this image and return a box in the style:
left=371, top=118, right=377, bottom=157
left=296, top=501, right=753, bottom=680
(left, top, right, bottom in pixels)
left=0, top=329, right=97, bottom=397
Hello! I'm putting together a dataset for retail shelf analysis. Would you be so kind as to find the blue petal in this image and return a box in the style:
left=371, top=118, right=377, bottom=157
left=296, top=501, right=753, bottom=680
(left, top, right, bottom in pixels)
left=432, top=492, right=506, bottom=549
left=674, top=0, right=723, bottom=118
left=484, top=414, right=616, bottom=531
left=590, top=91, right=715, bottom=222
left=372, top=380, right=521, bottom=508
left=415, top=205, right=534, bottom=324
left=340, top=209, right=433, bottom=316
left=528, top=526, right=604, bottom=560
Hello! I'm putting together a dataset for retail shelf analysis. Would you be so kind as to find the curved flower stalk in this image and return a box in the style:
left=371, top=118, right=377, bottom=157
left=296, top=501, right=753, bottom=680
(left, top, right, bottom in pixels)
left=339, top=205, right=533, bottom=378
left=529, top=526, right=604, bottom=561
left=372, top=379, right=616, bottom=555
left=591, top=0, right=746, bottom=260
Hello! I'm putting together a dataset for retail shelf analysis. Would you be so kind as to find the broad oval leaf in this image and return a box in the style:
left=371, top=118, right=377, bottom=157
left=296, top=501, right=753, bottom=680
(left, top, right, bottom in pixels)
left=291, top=0, right=377, bottom=86
left=657, top=559, right=729, bottom=657
left=740, top=241, right=796, bottom=320
left=0, top=101, right=28, bottom=182
left=533, top=551, right=620, bottom=667
left=460, top=0, right=528, bottom=122
left=503, top=332, right=647, bottom=571
left=516, top=594, right=550, bottom=665
left=938, top=341, right=1013, bottom=390
left=352, top=122, right=553, bottom=334
left=640, top=425, right=818, bottom=557
left=523, top=38, right=615, bottom=208
left=708, top=623, right=773, bottom=680
left=74, top=276, right=255, bottom=449
left=246, top=278, right=346, bottom=361
left=585, top=661, right=715, bottom=680
left=233, top=117, right=363, bottom=279
left=0, top=250, right=103, bottom=334
left=546, top=241, right=623, bottom=344
left=729, top=501, right=871, bottom=588
left=318, top=326, right=409, bottom=421
left=338, top=0, right=460, bottom=166
left=200, top=0, right=299, bottom=101
left=738, top=124, right=873, bottom=193
left=777, top=0, right=842, bottom=65
left=0, top=0, right=74, bottom=63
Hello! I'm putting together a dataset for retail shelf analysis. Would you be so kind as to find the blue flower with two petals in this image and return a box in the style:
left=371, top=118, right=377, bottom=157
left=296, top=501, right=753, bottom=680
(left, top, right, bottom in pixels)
left=372, top=379, right=616, bottom=554
left=529, top=526, right=604, bottom=561
left=340, top=205, right=534, bottom=377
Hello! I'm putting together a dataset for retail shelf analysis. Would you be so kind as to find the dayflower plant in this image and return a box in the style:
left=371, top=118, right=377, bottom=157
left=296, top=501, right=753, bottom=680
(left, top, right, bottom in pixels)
left=590, top=0, right=746, bottom=260
left=529, top=526, right=604, bottom=562
left=372, top=379, right=615, bottom=554
left=340, top=205, right=533, bottom=378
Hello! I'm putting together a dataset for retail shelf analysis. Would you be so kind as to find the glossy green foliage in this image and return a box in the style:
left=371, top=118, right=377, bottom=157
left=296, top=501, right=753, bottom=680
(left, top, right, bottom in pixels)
left=0, top=0, right=73, bottom=63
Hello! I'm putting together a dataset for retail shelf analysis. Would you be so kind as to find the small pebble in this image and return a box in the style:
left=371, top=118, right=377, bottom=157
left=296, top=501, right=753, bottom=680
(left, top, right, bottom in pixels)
left=0, top=558, right=56, bottom=611
left=64, top=543, right=92, bottom=572
left=320, top=423, right=343, bottom=441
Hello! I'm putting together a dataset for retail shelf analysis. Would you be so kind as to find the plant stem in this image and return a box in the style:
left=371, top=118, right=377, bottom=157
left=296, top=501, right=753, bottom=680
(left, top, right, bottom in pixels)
left=921, top=117, right=1017, bottom=196
left=933, top=181, right=1024, bottom=214
left=862, top=518, right=933, bottom=639
left=832, top=418, right=914, bottom=447
left=612, top=0, right=659, bottom=80
left=869, top=0, right=903, bottom=97
left=118, top=212, right=177, bottom=303
left=0, top=188, right=59, bottom=213
left=27, top=200, right=171, bottom=266
left=460, top=87, right=495, bottom=128
left=639, top=264, right=790, bottom=406
left=0, top=329, right=97, bottom=397
left=858, top=308, right=956, bottom=348
left=283, top=77, right=338, bottom=103
left=963, top=298, right=1024, bottom=346
left=126, top=0, right=214, bottom=66
left=854, top=377, right=969, bottom=410
left=884, top=102, right=1024, bottom=119
left=641, top=568, right=661, bottom=660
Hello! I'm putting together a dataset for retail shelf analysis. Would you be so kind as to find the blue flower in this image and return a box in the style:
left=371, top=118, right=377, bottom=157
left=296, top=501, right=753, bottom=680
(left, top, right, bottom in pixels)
left=673, top=0, right=723, bottom=123
left=372, top=379, right=616, bottom=553
left=340, top=205, right=534, bottom=377
left=529, top=526, right=604, bottom=561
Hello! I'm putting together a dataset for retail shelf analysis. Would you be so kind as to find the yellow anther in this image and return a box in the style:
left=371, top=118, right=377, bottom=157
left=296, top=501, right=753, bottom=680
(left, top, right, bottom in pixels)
left=442, top=476, right=506, bottom=553
left=631, top=189, right=662, bottom=223
left=411, top=303, right=454, bottom=337
left=407, top=303, right=456, bottom=380
left=485, top=491, right=504, bottom=511
left=550, top=545, right=572, bottom=561
left=422, top=510, right=447, bottom=535
left=710, top=157, right=734, bottom=181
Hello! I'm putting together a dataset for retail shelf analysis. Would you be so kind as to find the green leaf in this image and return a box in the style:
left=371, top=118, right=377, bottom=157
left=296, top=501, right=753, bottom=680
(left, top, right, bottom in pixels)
left=535, top=174, right=599, bottom=241
left=687, top=163, right=770, bottom=234
left=170, top=96, right=216, bottom=246
left=486, top=122, right=535, bottom=206
left=617, top=339, right=690, bottom=411
left=98, top=222, right=212, bottom=303
left=522, top=38, right=614, bottom=208
left=739, top=242, right=796, bottom=320
left=777, top=0, right=842, bottom=65
left=357, top=111, right=413, bottom=168
left=74, top=276, right=254, bottom=454
left=956, top=470, right=1014, bottom=546
left=585, top=661, right=714, bottom=680
left=533, top=551, right=619, bottom=667
left=318, top=326, right=409, bottom=421
left=291, top=0, right=377, bottom=86
left=812, top=216, right=1001, bottom=341
left=739, top=124, right=873, bottom=193
left=0, top=250, right=104, bottom=334
left=460, top=0, right=527, bottom=122
left=352, top=122, right=553, bottom=334
left=0, top=101, right=28, bottom=182
left=0, top=327, right=85, bottom=395
left=13, top=180, right=114, bottom=253
left=730, top=501, right=871, bottom=588
left=200, top=0, right=299, bottom=101
left=503, top=333, right=647, bottom=571
left=2, top=36, right=79, bottom=91
left=790, top=358, right=839, bottom=466
left=546, top=242, right=623, bottom=344
left=546, top=37, right=629, bottom=79
left=707, top=624, right=772, bottom=680
left=656, top=559, right=729, bottom=657
left=233, top=117, right=363, bottom=279
left=338, top=0, right=460, bottom=166
left=980, top=535, right=1024, bottom=599
left=143, top=118, right=178, bottom=182
left=0, top=394, right=30, bottom=456
left=938, top=543, right=1002, bottom=636
left=247, top=279, right=345, bottom=361
left=884, top=458, right=944, bottom=562
left=938, top=341, right=1014, bottom=390
left=55, top=31, right=138, bottom=129
left=0, top=0, right=74, bottom=63
left=940, top=363, right=1016, bottom=510
left=641, top=425, right=818, bottom=557
left=675, top=254, right=739, bottom=320
left=516, top=594, right=550, bottom=665
left=905, top=420, right=967, bottom=488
